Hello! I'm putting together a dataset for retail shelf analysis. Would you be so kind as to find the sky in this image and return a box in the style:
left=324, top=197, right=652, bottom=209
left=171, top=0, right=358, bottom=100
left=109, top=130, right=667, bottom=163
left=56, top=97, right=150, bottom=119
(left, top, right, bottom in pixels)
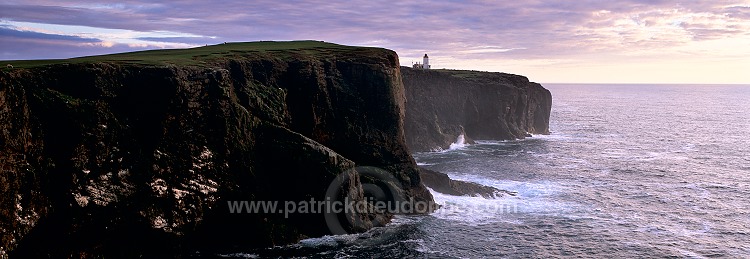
left=1, top=0, right=750, bottom=83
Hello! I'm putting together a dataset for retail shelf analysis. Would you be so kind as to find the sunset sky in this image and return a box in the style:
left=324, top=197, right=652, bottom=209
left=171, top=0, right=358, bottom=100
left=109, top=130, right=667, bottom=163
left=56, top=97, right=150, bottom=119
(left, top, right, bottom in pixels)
left=2, top=0, right=749, bottom=83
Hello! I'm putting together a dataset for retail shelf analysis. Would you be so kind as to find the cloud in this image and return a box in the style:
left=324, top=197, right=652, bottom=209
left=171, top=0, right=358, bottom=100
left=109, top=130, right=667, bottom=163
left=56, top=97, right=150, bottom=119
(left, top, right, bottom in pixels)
left=459, top=47, right=524, bottom=54
left=4, top=0, right=747, bottom=56
left=0, top=25, right=100, bottom=43
left=135, top=36, right=217, bottom=45
left=0, top=36, right=148, bottom=60
left=1, top=0, right=749, bottom=82
left=725, top=5, right=750, bottom=19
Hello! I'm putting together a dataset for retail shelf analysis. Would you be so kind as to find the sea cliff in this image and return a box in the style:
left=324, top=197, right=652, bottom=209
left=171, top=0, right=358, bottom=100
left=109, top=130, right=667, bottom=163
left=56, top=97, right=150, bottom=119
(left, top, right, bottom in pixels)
left=0, top=41, right=432, bottom=257
left=402, top=67, right=552, bottom=152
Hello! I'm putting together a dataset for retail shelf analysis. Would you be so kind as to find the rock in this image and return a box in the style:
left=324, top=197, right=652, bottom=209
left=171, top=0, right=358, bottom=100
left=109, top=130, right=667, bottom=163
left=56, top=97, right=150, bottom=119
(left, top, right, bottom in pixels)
left=418, top=167, right=515, bottom=198
left=0, top=41, right=433, bottom=257
left=402, top=67, right=552, bottom=152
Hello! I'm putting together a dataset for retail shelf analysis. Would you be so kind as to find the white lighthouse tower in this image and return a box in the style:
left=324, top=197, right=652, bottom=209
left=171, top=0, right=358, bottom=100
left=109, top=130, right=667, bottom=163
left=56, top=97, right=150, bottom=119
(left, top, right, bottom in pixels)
left=422, top=54, right=430, bottom=69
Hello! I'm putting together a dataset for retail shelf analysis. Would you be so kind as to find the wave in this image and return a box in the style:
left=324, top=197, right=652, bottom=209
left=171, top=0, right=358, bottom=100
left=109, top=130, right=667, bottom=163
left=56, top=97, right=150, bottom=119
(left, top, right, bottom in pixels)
left=448, top=134, right=468, bottom=150
left=428, top=187, right=521, bottom=225
left=427, top=173, right=582, bottom=225
left=527, top=131, right=573, bottom=141
left=217, top=252, right=260, bottom=258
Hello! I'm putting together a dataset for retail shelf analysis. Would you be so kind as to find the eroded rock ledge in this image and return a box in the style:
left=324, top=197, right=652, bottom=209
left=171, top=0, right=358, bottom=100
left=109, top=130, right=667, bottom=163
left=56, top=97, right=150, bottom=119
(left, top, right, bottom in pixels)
left=418, top=167, right=516, bottom=199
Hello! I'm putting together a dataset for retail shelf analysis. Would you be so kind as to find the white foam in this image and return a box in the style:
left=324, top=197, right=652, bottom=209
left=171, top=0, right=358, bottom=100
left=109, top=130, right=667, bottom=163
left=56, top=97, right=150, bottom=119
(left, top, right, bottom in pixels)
left=473, top=140, right=510, bottom=145
left=526, top=132, right=572, bottom=141
left=297, top=234, right=358, bottom=248
left=448, top=134, right=468, bottom=150
left=468, top=132, right=573, bottom=147
left=428, top=174, right=581, bottom=224
left=217, top=253, right=259, bottom=258
left=428, top=187, right=521, bottom=225
left=298, top=235, right=342, bottom=247
left=447, top=174, right=561, bottom=198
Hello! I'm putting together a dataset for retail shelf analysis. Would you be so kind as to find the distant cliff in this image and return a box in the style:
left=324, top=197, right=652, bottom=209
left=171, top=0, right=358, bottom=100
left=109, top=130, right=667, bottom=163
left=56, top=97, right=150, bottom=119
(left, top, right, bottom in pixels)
left=0, top=41, right=433, bottom=257
left=401, top=67, right=551, bottom=152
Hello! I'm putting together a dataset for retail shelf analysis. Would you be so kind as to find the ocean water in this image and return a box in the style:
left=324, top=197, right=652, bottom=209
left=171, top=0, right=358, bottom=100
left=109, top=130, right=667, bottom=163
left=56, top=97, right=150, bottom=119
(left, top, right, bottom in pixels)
left=228, top=84, right=750, bottom=258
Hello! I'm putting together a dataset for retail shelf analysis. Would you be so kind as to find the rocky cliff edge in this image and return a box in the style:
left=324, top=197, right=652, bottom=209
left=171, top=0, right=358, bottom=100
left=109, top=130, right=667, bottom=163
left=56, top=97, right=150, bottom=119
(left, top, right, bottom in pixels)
left=0, top=41, right=433, bottom=257
left=402, top=67, right=552, bottom=152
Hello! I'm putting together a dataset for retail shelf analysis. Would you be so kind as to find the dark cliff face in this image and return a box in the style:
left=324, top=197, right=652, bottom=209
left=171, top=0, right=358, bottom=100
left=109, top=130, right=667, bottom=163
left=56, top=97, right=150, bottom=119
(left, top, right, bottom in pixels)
left=0, top=42, right=432, bottom=257
left=401, top=67, right=552, bottom=152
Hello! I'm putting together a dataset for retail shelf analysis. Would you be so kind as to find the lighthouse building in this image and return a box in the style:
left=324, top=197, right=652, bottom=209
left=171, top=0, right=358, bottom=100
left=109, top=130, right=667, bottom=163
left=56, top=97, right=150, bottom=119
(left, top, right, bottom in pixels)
left=412, top=54, right=432, bottom=69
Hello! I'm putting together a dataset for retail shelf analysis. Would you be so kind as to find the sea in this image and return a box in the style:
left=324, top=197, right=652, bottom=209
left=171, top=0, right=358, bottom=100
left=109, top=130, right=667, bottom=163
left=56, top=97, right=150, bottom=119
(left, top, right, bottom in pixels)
left=225, top=84, right=750, bottom=258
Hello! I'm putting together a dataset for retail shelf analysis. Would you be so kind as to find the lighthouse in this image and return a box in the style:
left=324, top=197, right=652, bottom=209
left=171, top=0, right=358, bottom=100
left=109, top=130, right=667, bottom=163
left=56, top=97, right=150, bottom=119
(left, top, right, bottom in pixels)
left=422, top=54, right=430, bottom=69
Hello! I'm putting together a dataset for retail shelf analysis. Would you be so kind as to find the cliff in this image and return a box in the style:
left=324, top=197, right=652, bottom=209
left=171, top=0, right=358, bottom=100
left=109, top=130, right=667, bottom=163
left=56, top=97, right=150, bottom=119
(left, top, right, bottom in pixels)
left=401, top=67, right=552, bottom=152
left=0, top=41, right=433, bottom=257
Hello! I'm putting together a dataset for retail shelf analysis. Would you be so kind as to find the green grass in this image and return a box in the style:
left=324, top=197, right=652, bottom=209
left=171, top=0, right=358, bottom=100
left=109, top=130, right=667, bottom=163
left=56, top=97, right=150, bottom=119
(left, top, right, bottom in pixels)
left=423, top=69, right=490, bottom=80
left=439, top=69, right=486, bottom=79
left=2, top=41, right=380, bottom=69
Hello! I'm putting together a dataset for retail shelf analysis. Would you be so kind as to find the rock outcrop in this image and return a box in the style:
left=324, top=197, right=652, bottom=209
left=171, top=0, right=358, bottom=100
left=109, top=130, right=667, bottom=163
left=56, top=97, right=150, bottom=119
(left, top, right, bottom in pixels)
left=402, top=67, right=552, bottom=152
left=0, top=41, right=432, bottom=257
left=418, top=167, right=515, bottom=198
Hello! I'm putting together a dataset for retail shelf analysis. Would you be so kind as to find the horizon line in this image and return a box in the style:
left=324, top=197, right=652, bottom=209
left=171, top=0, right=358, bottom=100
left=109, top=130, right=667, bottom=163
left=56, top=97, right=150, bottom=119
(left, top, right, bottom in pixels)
left=541, top=82, right=750, bottom=85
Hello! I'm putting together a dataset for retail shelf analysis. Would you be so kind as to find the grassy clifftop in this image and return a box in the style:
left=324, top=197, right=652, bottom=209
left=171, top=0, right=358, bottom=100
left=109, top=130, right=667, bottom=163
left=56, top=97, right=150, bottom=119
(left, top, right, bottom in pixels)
left=2, top=40, right=388, bottom=68
left=416, top=68, right=535, bottom=87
